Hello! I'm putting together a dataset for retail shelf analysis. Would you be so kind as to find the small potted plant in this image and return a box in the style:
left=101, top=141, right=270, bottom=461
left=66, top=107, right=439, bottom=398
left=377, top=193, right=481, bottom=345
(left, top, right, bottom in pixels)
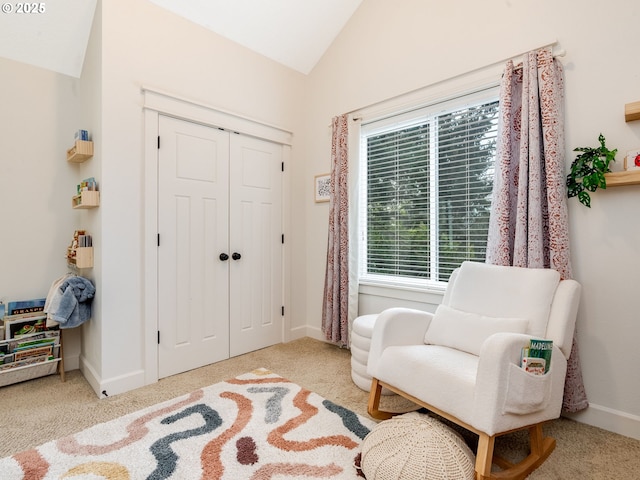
left=566, top=134, right=617, bottom=208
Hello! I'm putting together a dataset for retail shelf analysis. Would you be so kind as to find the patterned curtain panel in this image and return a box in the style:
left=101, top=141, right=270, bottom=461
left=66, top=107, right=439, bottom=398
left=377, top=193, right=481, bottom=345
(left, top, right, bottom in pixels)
left=322, top=114, right=350, bottom=347
left=486, top=49, right=588, bottom=413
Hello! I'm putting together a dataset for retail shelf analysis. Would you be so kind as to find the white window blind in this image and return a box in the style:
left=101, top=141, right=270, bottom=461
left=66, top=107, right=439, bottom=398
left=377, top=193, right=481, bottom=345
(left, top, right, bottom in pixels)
left=359, top=88, right=499, bottom=286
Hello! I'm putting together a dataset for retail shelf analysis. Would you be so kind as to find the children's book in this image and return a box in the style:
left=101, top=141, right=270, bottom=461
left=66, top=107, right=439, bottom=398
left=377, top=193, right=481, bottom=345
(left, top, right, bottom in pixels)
left=521, top=339, right=553, bottom=375
left=7, top=298, right=46, bottom=316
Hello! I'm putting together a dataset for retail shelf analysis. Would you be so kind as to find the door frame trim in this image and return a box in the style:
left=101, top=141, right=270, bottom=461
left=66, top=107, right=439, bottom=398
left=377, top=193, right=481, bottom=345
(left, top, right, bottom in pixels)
left=142, top=88, right=292, bottom=385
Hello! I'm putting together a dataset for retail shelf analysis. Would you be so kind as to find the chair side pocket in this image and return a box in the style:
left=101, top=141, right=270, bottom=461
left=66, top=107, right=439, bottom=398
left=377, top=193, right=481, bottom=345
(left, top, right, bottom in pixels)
left=502, top=363, right=552, bottom=415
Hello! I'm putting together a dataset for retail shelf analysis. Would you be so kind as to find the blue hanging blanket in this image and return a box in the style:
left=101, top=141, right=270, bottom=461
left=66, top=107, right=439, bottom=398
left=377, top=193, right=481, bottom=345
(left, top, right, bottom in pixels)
left=47, top=276, right=95, bottom=328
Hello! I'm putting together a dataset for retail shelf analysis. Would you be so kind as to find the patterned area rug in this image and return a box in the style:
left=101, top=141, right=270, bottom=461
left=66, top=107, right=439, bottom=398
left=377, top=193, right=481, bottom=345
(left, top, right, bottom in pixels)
left=0, top=369, right=376, bottom=479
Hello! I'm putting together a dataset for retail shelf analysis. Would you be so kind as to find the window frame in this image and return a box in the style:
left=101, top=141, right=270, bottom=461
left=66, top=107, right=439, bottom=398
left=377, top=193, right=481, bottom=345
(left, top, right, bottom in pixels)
left=358, top=85, right=500, bottom=292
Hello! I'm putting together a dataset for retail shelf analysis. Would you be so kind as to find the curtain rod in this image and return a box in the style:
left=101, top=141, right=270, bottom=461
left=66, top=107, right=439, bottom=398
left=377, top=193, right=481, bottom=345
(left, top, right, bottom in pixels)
left=511, top=47, right=566, bottom=71
left=486, top=42, right=565, bottom=73
left=339, top=41, right=564, bottom=121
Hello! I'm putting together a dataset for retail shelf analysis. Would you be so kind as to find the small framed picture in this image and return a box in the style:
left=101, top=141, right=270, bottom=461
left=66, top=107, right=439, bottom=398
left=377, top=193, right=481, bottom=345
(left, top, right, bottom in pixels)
left=625, top=149, right=640, bottom=170
left=314, top=174, right=331, bottom=203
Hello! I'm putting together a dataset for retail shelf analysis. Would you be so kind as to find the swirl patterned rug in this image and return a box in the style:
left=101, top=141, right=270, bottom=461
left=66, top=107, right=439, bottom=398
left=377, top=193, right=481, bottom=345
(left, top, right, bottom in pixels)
left=0, top=368, right=376, bottom=480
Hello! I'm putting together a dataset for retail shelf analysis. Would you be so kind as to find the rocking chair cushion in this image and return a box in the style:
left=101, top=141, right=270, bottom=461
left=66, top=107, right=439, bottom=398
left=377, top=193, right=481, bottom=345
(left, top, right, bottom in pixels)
left=448, top=261, right=560, bottom=338
left=424, top=304, right=529, bottom=356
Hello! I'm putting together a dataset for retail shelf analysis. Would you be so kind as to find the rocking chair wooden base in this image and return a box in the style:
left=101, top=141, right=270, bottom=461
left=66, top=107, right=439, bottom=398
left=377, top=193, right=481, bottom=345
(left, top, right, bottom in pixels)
left=368, top=378, right=556, bottom=480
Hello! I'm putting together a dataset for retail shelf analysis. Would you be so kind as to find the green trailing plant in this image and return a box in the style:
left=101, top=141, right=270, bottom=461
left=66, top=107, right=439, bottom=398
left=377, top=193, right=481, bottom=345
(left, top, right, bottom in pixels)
left=566, top=134, right=617, bottom=208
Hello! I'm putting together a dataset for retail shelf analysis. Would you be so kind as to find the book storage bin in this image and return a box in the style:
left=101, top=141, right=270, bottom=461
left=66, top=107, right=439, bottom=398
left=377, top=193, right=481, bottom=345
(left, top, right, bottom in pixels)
left=72, top=190, right=100, bottom=209
left=68, top=247, right=94, bottom=269
left=66, top=140, right=94, bottom=163
left=0, top=358, right=60, bottom=387
left=0, top=330, right=63, bottom=387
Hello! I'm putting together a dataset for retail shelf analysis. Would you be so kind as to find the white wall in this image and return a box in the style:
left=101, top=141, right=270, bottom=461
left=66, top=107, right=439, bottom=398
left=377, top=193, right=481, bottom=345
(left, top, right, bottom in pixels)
left=299, top=0, right=640, bottom=439
left=0, top=58, right=83, bottom=368
left=84, top=0, right=306, bottom=394
left=77, top=0, right=103, bottom=389
left=0, top=0, right=306, bottom=395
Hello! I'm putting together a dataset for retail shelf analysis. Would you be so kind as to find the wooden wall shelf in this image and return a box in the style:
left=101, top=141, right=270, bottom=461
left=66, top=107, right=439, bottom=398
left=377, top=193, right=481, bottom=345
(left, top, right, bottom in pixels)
left=72, top=190, right=100, bottom=209
left=67, top=140, right=94, bottom=163
left=604, top=170, right=640, bottom=187
left=68, top=247, right=94, bottom=269
left=625, top=101, right=640, bottom=122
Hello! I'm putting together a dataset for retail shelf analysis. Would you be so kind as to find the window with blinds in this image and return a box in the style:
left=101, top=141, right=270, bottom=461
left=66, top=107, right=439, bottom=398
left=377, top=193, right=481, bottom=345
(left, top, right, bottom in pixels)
left=359, top=88, right=499, bottom=285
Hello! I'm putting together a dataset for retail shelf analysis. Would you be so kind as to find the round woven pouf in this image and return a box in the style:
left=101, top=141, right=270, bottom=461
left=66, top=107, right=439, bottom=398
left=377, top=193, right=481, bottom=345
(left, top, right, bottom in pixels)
left=360, top=412, right=475, bottom=480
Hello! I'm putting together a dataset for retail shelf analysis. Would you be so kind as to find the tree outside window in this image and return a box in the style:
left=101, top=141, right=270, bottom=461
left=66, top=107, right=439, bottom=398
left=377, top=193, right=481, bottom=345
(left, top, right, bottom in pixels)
left=361, top=96, right=499, bottom=285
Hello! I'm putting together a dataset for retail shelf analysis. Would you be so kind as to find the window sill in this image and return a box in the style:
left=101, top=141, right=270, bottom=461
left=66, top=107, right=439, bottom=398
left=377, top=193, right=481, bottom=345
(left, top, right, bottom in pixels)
left=358, top=280, right=446, bottom=305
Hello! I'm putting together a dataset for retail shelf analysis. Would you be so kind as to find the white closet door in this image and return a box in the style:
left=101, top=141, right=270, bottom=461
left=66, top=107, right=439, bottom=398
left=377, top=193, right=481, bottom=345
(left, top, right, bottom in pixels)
left=229, top=134, right=283, bottom=357
left=158, top=115, right=230, bottom=378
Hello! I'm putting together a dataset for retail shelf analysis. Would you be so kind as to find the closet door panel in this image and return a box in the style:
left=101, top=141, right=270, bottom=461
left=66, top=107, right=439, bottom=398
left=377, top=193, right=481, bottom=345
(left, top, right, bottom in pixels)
left=229, top=135, right=283, bottom=357
left=158, top=116, right=230, bottom=378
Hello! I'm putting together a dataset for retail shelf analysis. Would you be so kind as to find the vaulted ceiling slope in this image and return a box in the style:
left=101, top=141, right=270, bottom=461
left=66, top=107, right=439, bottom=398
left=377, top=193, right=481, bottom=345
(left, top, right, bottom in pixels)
left=0, top=0, right=362, bottom=78
left=149, top=0, right=363, bottom=74
left=0, top=0, right=97, bottom=78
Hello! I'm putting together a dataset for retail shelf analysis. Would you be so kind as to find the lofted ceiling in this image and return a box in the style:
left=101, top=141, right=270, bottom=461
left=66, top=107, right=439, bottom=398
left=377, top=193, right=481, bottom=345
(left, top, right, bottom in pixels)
left=0, top=0, right=97, bottom=78
left=0, top=0, right=362, bottom=78
left=149, top=0, right=363, bottom=74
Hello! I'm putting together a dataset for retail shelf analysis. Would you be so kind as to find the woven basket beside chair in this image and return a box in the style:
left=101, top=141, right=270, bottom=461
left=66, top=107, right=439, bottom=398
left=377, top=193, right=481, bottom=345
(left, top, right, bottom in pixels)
left=360, top=412, right=475, bottom=480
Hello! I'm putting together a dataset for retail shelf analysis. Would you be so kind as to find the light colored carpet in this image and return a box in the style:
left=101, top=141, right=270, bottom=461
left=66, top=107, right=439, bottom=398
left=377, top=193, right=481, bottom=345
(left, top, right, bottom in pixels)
left=1, top=337, right=639, bottom=479
left=0, top=368, right=376, bottom=479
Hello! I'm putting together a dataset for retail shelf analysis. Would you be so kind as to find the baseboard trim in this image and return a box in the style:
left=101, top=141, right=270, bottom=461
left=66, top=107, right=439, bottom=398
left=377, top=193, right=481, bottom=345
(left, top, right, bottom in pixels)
left=99, top=369, right=146, bottom=399
left=79, top=355, right=101, bottom=397
left=566, top=403, right=640, bottom=440
left=79, top=355, right=146, bottom=399
left=289, top=325, right=323, bottom=342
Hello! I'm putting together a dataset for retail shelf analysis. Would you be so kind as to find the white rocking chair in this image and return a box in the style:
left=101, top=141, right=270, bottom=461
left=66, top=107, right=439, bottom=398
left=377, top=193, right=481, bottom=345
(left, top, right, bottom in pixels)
left=367, top=261, right=581, bottom=480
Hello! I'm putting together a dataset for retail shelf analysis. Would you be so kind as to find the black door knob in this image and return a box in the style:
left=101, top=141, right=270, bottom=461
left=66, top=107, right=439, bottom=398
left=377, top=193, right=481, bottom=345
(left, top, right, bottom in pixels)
left=219, top=253, right=229, bottom=261
left=232, top=252, right=242, bottom=260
